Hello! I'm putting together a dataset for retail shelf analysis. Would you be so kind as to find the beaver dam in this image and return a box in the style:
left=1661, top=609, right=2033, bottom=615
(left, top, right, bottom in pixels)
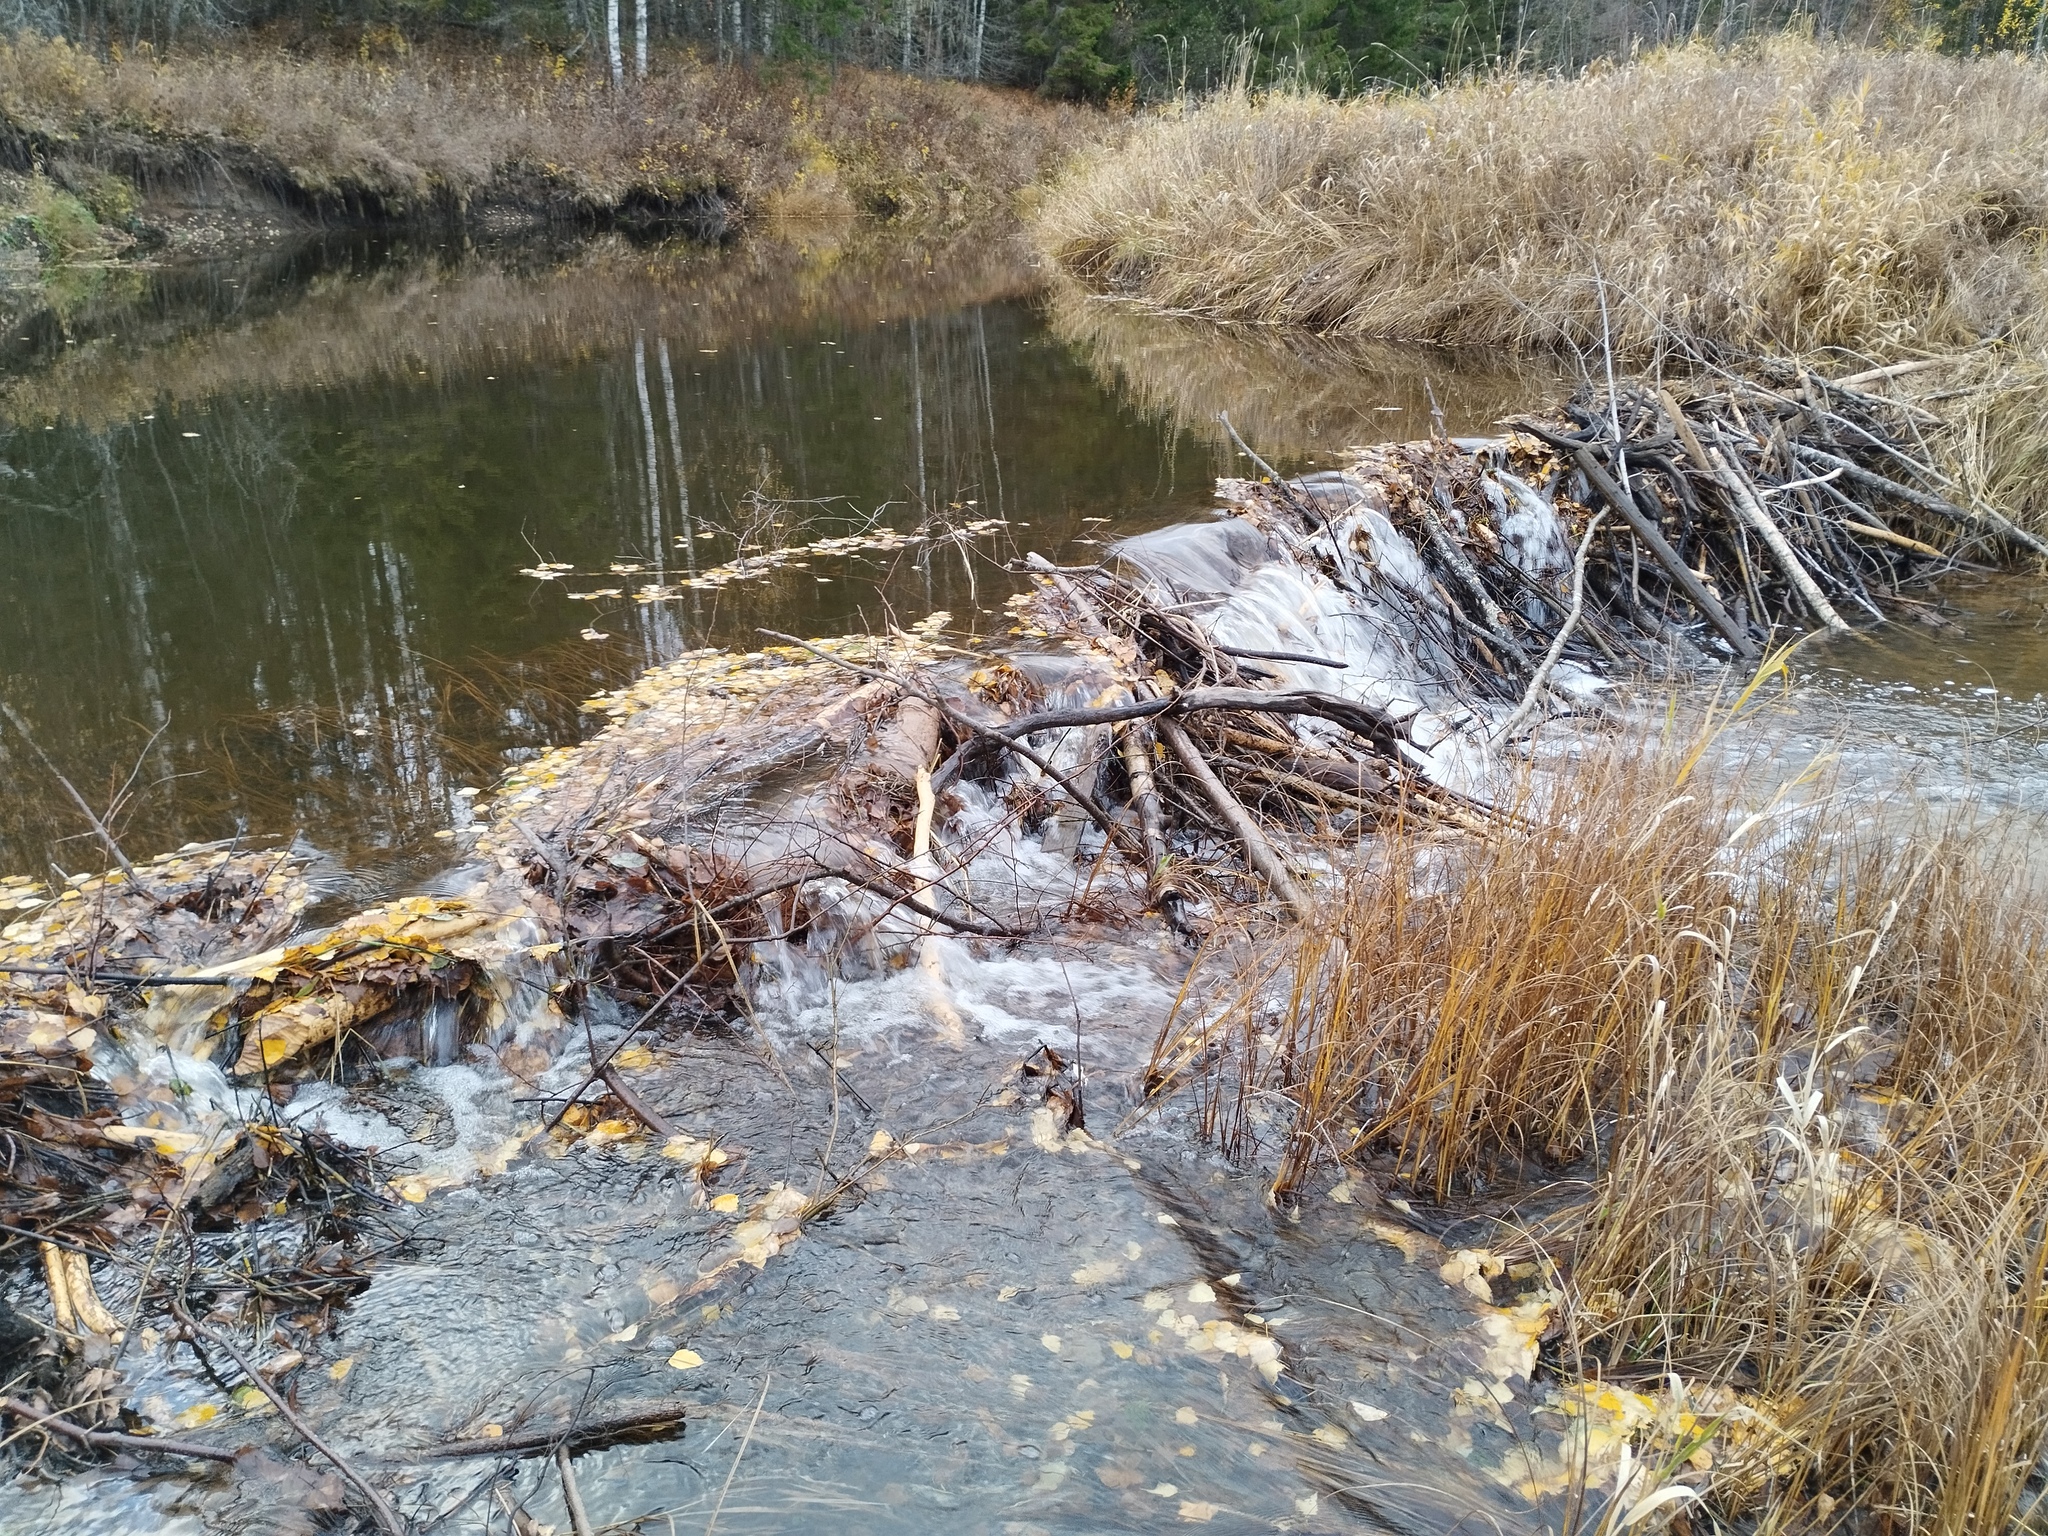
left=5, top=363, right=2048, bottom=1534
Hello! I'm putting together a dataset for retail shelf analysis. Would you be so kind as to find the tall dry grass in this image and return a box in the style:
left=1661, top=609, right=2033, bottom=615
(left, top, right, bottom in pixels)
left=0, top=32, right=1099, bottom=224
left=1031, top=39, right=2048, bottom=526
left=1156, top=702, right=2048, bottom=1526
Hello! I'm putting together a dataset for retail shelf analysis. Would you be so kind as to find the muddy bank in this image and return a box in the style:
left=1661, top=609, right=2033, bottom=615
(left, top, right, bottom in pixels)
left=0, top=33, right=1102, bottom=292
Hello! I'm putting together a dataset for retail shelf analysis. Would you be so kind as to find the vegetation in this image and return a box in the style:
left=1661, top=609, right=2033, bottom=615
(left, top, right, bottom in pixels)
left=0, top=31, right=1098, bottom=237
left=1033, top=38, right=2048, bottom=526
left=1161, top=702, right=2048, bottom=1526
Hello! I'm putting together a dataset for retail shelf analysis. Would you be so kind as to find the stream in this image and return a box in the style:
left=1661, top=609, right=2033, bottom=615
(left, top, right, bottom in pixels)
left=2, top=227, right=2046, bottom=1536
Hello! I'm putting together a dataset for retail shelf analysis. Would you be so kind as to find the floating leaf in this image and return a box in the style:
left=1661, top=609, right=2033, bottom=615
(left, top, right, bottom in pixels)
left=668, top=1349, right=704, bottom=1370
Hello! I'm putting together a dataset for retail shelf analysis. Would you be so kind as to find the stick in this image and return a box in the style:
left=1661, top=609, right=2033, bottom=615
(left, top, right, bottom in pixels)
left=1155, top=718, right=1310, bottom=918
left=428, top=1410, right=689, bottom=1461
left=1789, top=443, right=2048, bottom=559
left=596, top=1064, right=681, bottom=1140
left=1491, top=512, right=1605, bottom=744
left=1839, top=519, right=1944, bottom=559
left=1522, top=428, right=1757, bottom=661
left=0, top=701, right=156, bottom=899
left=1707, top=445, right=1851, bottom=634
left=170, top=1303, right=409, bottom=1536
left=0, top=1396, right=238, bottom=1464
left=554, top=1445, right=594, bottom=1536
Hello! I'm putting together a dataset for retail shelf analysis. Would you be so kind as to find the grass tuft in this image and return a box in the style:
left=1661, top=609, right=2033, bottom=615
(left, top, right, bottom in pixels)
left=1157, top=702, right=2048, bottom=1525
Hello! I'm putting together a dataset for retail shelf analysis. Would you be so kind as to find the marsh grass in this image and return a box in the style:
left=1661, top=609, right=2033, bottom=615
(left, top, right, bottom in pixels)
left=1155, top=703, right=2048, bottom=1525
left=0, top=32, right=1098, bottom=226
left=1033, top=39, right=2048, bottom=526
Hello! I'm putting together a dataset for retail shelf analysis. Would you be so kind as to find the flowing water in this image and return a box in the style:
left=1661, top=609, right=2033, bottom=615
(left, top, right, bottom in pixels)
left=3, top=228, right=2046, bottom=1536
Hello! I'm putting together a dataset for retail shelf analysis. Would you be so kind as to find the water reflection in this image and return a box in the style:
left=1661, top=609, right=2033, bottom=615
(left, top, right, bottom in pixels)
left=0, top=233, right=1238, bottom=890
left=0, top=232, right=1581, bottom=897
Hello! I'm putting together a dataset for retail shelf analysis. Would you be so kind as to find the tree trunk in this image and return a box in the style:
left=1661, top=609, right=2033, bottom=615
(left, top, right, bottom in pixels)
left=606, top=0, right=623, bottom=84
left=634, top=0, right=648, bottom=78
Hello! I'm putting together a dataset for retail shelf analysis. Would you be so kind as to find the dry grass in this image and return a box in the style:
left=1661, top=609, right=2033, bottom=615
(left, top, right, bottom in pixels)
left=0, top=31, right=1101, bottom=225
left=1158, top=695, right=2048, bottom=1526
left=1032, top=39, right=2048, bottom=526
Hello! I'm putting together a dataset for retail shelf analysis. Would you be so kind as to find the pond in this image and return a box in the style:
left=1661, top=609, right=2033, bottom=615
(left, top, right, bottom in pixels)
left=0, top=227, right=1547, bottom=902
left=4, top=226, right=2048, bottom=1536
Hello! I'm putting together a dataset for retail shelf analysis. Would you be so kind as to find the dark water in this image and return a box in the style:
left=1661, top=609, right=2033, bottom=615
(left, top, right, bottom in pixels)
left=0, top=230, right=1545, bottom=897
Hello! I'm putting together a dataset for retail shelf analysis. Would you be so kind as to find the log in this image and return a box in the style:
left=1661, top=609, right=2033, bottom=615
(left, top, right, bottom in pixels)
left=1706, top=445, right=1851, bottom=635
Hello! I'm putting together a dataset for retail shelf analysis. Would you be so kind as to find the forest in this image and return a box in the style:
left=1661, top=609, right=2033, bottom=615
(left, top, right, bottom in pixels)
left=5, top=0, right=2042, bottom=99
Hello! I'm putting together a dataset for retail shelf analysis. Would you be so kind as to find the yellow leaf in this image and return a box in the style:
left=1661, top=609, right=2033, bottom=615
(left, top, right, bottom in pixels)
left=1040, top=1333, right=1062, bottom=1353
left=527, top=942, right=564, bottom=961
left=261, top=1036, right=290, bottom=1067
left=611, top=1044, right=653, bottom=1069
left=1174, top=1407, right=1198, bottom=1425
left=711, top=1192, right=739, bottom=1213
left=174, top=1403, right=219, bottom=1428
left=479, top=1424, right=504, bottom=1438
left=230, top=1384, right=275, bottom=1415
left=1110, top=1340, right=1134, bottom=1360
left=329, top=1358, right=354, bottom=1381
left=668, top=1349, right=704, bottom=1370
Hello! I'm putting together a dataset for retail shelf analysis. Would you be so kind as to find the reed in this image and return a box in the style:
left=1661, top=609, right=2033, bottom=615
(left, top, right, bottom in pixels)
left=1155, top=705, right=2048, bottom=1525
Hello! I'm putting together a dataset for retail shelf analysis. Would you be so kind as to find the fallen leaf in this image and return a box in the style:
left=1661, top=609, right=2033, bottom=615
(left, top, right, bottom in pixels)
left=1110, top=1340, right=1134, bottom=1360
left=1175, top=1407, right=1198, bottom=1425
left=668, top=1349, right=704, bottom=1370
left=1351, top=1400, right=1390, bottom=1422
left=711, top=1192, right=739, bottom=1213
left=1149, top=1483, right=1179, bottom=1498
left=1040, top=1333, right=1062, bottom=1353
left=328, top=1358, right=354, bottom=1382
left=1179, top=1501, right=1217, bottom=1522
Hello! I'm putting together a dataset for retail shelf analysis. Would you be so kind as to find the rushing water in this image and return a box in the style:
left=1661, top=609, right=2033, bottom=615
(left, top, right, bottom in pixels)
left=6, top=229, right=2048, bottom=1536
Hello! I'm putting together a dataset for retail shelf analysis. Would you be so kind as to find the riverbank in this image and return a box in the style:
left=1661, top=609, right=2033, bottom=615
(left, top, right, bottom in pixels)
left=1031, top=38, right=2048, bottom=532
left=0, top=32, right=1101, bottom=274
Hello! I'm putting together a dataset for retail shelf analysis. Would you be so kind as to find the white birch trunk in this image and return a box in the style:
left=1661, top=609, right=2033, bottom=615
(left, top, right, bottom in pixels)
left=606, top=0, right=623, bottom=84
left=634, top=0, right=647, bottom=78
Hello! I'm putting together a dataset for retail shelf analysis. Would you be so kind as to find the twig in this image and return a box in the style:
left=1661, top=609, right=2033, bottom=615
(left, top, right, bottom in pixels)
left=1492, top=512, right=1605, bottom=745
left=704, top=1374, right=771, bottom=1536
left=554, top=1445, right=594, bottom=1536
left=0, top=1396, right=237, bottom=1464
left=170, top=1300, right=410, bottom=1536
left=1707, top=444, right=1851, bottom=634
left=1790, top=443, right=2048, bottom=559
left=0, top=701, right=156, bottom=899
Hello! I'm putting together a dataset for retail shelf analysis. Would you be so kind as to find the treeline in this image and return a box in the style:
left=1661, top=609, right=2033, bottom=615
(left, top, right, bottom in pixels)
left=1, top=0, right=2040, bottom=97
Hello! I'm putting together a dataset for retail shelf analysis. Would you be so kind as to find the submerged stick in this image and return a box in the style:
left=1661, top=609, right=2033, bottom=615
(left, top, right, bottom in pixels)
left=554, top=1445, right=594, bottom=1536
left=171, top=1302, right=409, bottom=1536
left=428, top=1407, right=687, bottom=1461
left=0, top=1397, right=239, bottom=1464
